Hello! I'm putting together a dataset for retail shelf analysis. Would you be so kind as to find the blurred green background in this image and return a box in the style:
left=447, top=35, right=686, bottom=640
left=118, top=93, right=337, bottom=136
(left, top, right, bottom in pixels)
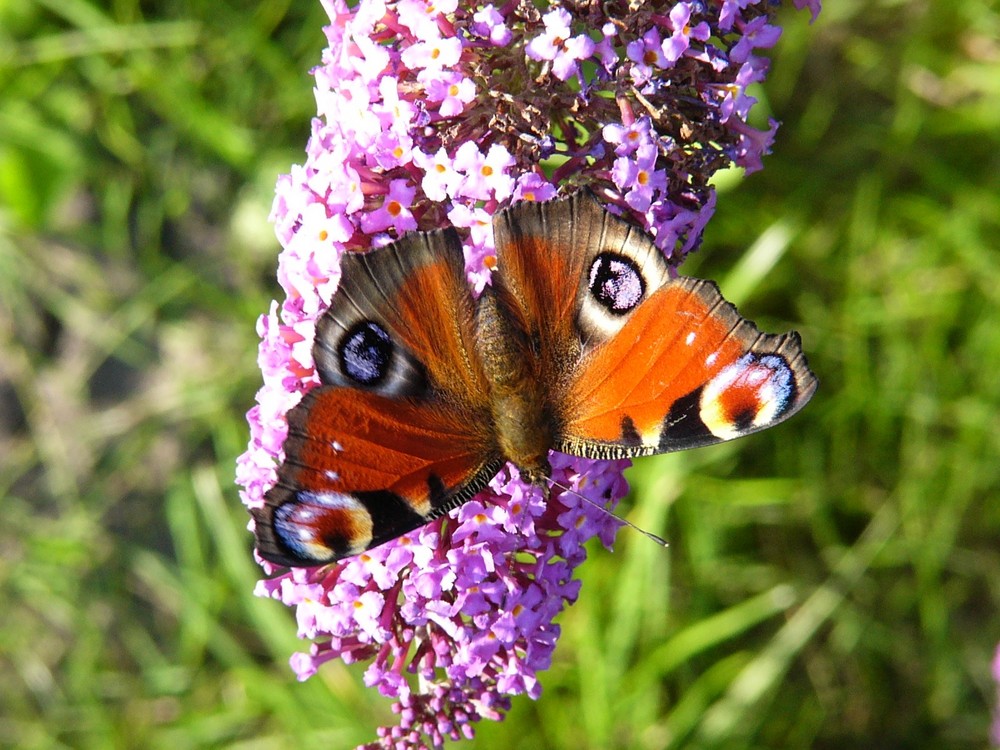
left=2, top=1, right=998, bottom=748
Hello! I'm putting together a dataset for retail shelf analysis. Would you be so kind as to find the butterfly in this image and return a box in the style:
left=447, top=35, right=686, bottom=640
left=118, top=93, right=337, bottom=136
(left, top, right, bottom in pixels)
left=252, top=191, right=817, bottom=567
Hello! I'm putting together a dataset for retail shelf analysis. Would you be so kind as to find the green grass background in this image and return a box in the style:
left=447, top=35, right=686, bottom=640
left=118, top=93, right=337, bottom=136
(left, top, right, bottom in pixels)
left=2, top=1, right=998, bottom=748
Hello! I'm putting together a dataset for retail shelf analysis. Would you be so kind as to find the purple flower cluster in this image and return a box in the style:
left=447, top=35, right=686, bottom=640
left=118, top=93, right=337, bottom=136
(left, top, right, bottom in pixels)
left=258, top=456, right=627, bottom=747
left=236, top=1, right=820, bottom=747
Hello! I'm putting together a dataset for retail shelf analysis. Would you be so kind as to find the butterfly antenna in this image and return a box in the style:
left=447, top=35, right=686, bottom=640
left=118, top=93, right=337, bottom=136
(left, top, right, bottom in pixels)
left=547, top=478, right=669, bottom=548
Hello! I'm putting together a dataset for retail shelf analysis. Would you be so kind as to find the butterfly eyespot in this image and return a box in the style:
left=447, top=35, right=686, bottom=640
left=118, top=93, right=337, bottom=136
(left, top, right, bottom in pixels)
left=699, top=353, right=797, bottom=440
left=339, top=320, right=393, bottom=386
left=314, top=313, right=427, bottom=396
left=273, top=491, right=374, bottom=562
left=588, top=252, right=645, bottom=315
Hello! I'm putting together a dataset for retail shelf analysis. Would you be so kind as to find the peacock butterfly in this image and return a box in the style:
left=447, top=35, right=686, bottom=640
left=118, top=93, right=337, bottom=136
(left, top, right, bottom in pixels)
left=252, top=191, right=817, bottom=567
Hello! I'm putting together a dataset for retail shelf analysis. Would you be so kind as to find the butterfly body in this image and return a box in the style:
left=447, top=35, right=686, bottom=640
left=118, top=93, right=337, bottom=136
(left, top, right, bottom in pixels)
left=253, top=192, right=817, bottom=567
left=475, top=285, right=557, bottom=483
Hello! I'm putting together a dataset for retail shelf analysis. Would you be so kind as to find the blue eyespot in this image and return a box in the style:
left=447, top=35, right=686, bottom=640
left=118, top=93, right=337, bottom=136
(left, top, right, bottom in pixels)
left=339, top=320, right=393, bottom=385
left=588, top=252, right=645, bottom=314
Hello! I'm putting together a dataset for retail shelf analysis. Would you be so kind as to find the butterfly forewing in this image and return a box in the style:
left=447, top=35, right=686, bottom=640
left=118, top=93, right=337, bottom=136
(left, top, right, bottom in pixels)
left=254, top=388, right=501, bottom=566
left=558, top=276, right=817, bottom=458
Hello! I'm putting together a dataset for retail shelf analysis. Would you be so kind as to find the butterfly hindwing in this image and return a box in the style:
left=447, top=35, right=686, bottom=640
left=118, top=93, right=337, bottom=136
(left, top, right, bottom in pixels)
left=314, top=228, right=490, bottom=402
left=253, top=230, right=500, bottom=567
left=491, top=191, right=673, bottom=383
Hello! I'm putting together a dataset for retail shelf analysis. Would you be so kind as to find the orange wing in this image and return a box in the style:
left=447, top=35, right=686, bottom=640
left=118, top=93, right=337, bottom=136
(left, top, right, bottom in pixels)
left=491, top=192, right=816, bottom=460
left=254, top=229, right=500, bottom=567
left=491, top=191, right=672, bottom=384
left=253, top=389, right=500, bottom=567
left=557, top=277, right=817, bottom=458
